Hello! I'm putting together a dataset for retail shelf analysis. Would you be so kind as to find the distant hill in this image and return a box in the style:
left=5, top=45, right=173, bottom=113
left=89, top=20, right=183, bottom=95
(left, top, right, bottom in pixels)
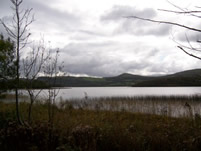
left=37, top=69, right=201, bottom=87
left=37, top=73, right=155, bottom=87
left=133, top=69, right=201, bottom=87
left=104, top=73, right=155, bottom=86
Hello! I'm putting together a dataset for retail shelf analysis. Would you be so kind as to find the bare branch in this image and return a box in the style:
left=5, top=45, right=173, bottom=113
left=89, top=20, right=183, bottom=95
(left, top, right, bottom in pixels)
left=158, top=9, right=201, bottom=14
left=166, top=0, right=188, bottom=12
left=127, top=1, right=201, bottom=61
left=164, top=1, right=201, bottom=18
left=0, top=20, right=17, bottom=39
left=19, top=9, right=34, bottom=38
left=171, top=35, right=201, bottom=52
left=178, top=46, right=201, bottom=60
left=158, top=9, right=201, bottom=18
left=184, top=34, right=201, bottom=52
left=126, top=16, right=201, bottom=33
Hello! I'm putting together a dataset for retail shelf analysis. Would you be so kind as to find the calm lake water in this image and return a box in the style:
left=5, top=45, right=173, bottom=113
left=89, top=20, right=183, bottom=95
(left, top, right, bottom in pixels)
left=39, top=87, right=201, bottom=100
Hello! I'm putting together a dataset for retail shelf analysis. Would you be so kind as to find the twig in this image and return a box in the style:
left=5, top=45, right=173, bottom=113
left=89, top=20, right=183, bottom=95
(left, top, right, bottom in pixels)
left=178, top=46, right=201, bottom=60
left=126, top=16, right=201, bottom=33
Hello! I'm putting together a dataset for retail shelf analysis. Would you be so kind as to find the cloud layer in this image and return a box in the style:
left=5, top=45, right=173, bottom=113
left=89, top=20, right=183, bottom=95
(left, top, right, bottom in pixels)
left=1, top=0, right=201, bottom=77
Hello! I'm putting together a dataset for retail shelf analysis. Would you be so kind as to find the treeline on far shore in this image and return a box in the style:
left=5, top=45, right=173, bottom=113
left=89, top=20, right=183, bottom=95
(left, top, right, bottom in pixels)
left=0, top=79, right=50, bottom=91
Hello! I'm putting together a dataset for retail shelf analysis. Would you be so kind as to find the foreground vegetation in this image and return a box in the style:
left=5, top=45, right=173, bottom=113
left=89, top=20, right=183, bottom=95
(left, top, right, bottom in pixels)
left=1, top=99, right=201, bottom=151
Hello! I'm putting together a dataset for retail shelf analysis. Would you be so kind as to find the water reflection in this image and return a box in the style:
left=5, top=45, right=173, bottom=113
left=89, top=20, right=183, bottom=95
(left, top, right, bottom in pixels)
left=52, top=87, right=201, bottom=99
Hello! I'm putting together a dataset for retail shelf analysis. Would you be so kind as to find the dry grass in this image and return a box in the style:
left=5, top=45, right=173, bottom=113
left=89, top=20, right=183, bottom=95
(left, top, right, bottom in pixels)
left=60, top=95, right=201, bottom=117
left=1, top=96, right=201, bottom=150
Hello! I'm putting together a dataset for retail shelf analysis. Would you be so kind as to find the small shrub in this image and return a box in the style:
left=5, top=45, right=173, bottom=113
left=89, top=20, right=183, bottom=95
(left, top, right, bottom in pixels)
left=70, top=125, right=97, bottom=151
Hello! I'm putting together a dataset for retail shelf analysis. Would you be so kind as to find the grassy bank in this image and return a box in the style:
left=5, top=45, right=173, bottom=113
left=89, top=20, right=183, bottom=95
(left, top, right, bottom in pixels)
left=1, top=99, right=201, bottom=151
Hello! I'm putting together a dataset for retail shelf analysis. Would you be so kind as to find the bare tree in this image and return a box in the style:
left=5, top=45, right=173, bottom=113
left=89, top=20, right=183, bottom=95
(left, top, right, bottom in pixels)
left=0, top=0, right=34, bottom=124
left=127, top=2, right=201, bottom=60
left=42, top=49, right=64, bottom=150
left=22, top=39, right=49, bottom=123
left=43, top=49, right=64, bottom=125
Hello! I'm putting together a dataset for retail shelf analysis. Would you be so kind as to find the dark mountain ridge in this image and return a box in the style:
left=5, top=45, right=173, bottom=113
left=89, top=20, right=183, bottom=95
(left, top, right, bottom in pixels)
left=37, top=69, right=201, bottom=87
left=133, top=69, right=201, bottom=87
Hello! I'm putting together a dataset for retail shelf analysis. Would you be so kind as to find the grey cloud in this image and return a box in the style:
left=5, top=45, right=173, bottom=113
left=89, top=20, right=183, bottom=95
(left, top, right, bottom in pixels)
left=144, top=47, right=201, bottom=75
left=69, top=30, right=107, bottom=41
left=100, top=5, right=171, bottom=36
left=27, top=1, right=81, bottom=32
left=62, top=41, right=116, bottom=56
left=64, top=41, right=199, bottom=77
left=78, top=30, right=105, bottom=37
left=61, top=51, right=118, bottom=77
left=66, top=58, right=117, bottom=77
left=65, top=57, right=150, bottom=77
left=0, top=0, right=11, bottom=17
left=144, top=24, right=171, bottom=36
left=1, top=1, right=199, bottom=77
left=0, top=17, right=10, bottom=36
left=59, top=41, right=142, bottom=76
left=116, top=19, right=171, bottom=36
left=147, top=61, right=180, bottom=74
left=101, top=5, right=156, bottom=22
left=177, top=31, right=201, bottom=43
left=145, top=49, right=160, bottom=58
left=58, top=41, right=189, bottom=77
left=1, top=0, right=82, bottom=33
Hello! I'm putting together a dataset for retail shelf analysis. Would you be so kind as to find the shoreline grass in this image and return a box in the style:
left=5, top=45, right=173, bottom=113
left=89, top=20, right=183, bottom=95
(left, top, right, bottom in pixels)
left=1, top=95, right=201, bottom=150
left=60, top=95, right=201, bottom=118
left=1, top=94, right=201, bottom=117
left=1, top=100, right=201, bottom=151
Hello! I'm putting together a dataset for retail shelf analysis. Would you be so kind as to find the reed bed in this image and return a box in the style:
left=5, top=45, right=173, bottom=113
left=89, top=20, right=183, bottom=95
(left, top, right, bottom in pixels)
left=60, top=95, right=201, bottom=118
left=0, top=93, right=29, bottom=102
left=1, top=95, right=201, bottom=150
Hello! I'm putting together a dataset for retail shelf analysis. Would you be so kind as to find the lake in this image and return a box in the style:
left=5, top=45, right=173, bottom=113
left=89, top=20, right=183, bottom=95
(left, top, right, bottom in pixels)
left=44, top=87, right=201, bottom=99
left=4, top=87, right=201, bottom=101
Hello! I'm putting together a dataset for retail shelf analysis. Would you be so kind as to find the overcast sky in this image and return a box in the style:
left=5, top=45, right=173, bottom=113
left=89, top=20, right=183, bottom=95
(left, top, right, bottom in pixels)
left=1, top=0, right=201, bottom=77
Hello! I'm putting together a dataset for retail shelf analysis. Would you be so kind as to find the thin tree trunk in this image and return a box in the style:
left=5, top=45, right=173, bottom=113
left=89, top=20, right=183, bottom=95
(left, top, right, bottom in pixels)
left=15, top=1, right=21, bottom=124
left=28, top=98, right=34, bottom=123
left=15, top=88, right=21, bottom=123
